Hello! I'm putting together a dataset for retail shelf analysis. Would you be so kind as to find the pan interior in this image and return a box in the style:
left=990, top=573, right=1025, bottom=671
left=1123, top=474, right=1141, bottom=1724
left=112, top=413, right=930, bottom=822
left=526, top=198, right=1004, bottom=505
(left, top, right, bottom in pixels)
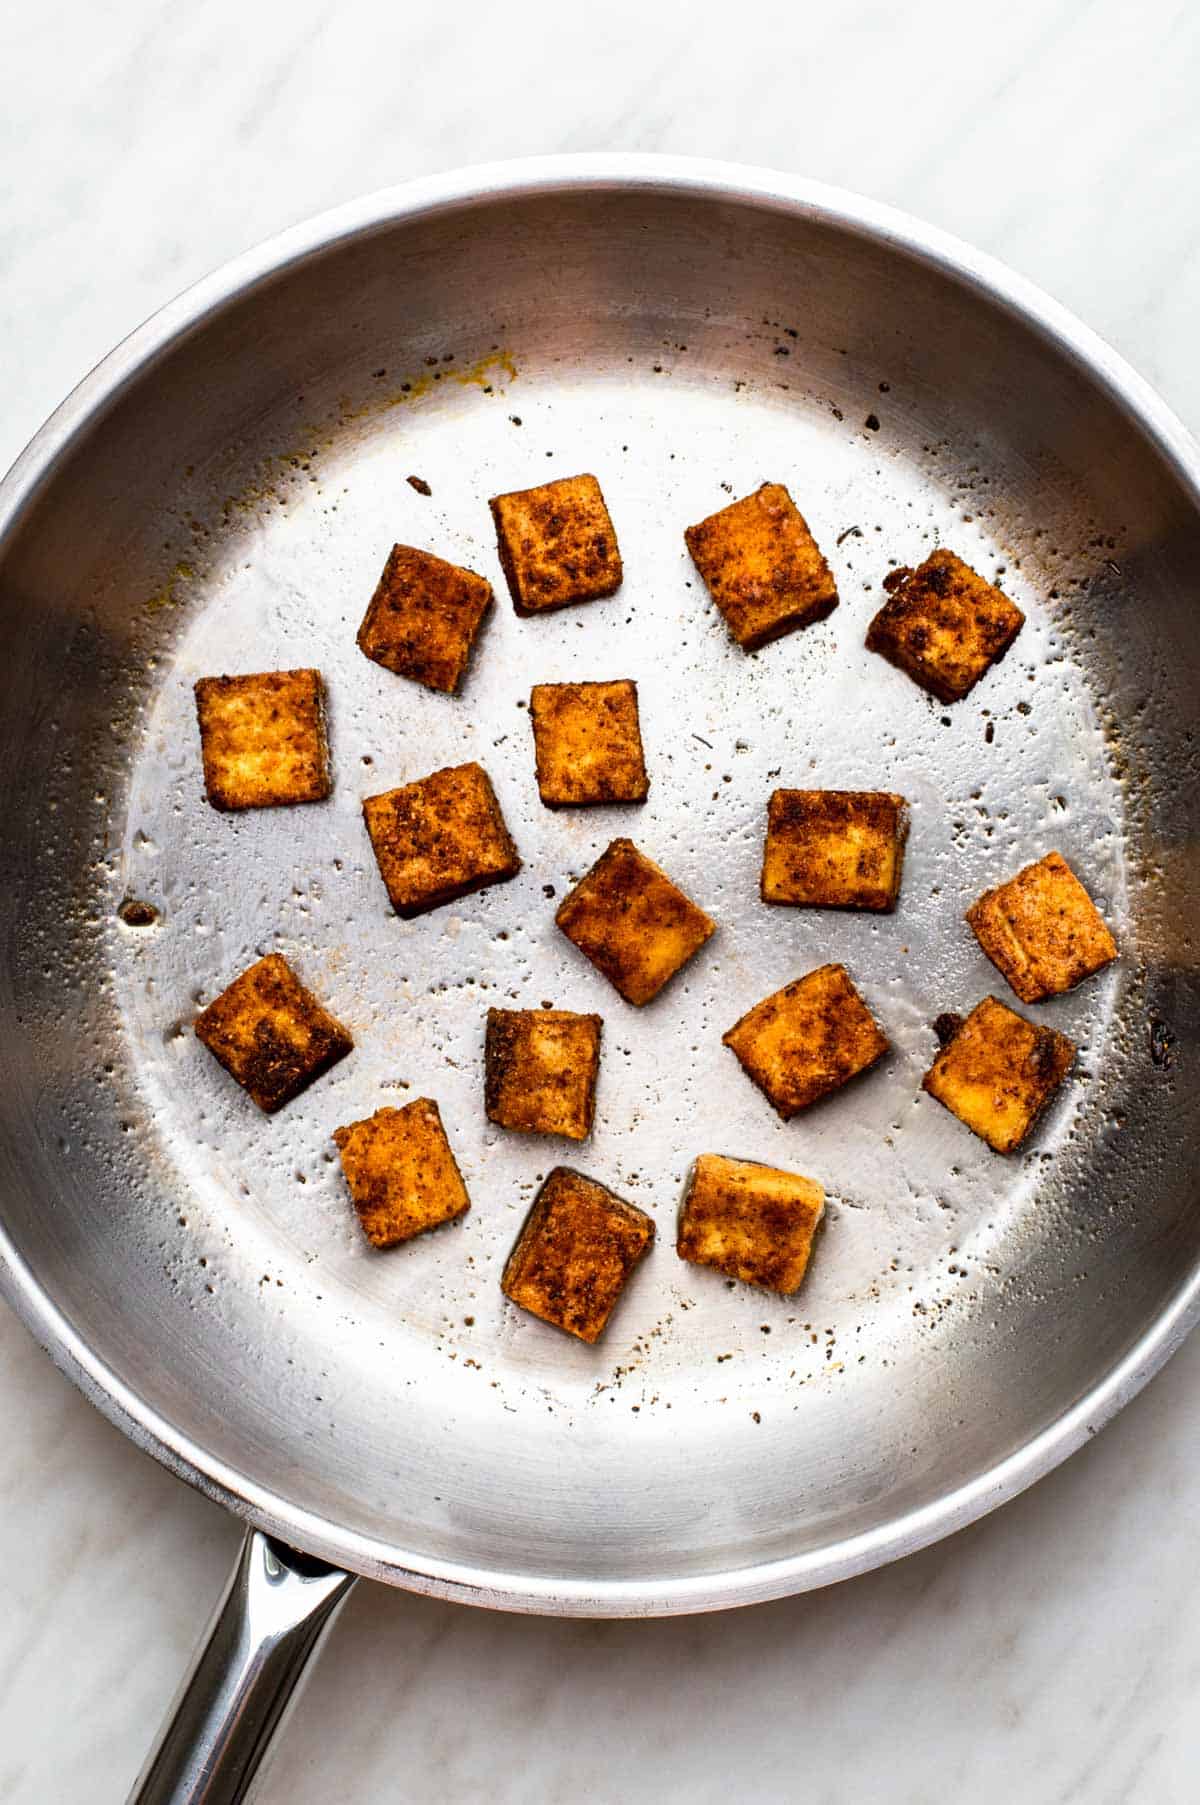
left=0, top=178, right=1196, bottom=1603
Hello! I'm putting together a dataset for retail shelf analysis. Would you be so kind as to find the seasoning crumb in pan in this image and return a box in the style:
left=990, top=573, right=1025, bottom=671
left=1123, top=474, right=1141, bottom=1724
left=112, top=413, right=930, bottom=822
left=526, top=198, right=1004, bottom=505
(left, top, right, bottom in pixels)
left=678, top=1154, right=825, bottom=1294
left=194, top=668, right=331, bottom=811
left=865, top=549, right=1024, bottom=703
left=489, top=473, right=622, bottom=615
left=555, top=838, right=715, bottom=1006
left=761, top=789, right=909, bottom=912
left=362, top=762, right=520, bottom=919
left=357, top=545, right=491, bottom=693
left=485, top=1008, right=602, bottom=1141
left=684, top=482, right=838, bottom=652
left=922, top=996, right=1075, bottom=1153
left=723, top=964, right=889, bottom=1119
left=966, top=851, right=1116, bottom=1002
left=194, top=954, right=352, bottom=1113
left=529, top=679, right=648, bottom=807
left=333, top=1099, right=470, bottom=1247
left=501, top=1166, right=654, bottom=1342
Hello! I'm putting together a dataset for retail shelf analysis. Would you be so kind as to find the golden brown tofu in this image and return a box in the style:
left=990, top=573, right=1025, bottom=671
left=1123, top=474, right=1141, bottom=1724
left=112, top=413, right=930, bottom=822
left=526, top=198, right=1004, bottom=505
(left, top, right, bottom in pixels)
left=922, top=996, right=1075, bottom=1153
left=966, top=851, right=1117, bottom=1003
left=677, top=1153, right=826, bottom=1295
left=489, top=473, right=622, bottom=615
left=555, top=838, right=715, bottom=1006
left=723, top=963, right=888, bottom=1119
left=194, top=953, right=352, bottom=1112
left=865, top=549, right=1025, bottom=703
left=501, top=1166, right=654, bottom=1342
left=194, top=669, right=331, bottom=811
left=332, top=1098, right=470, bottom=1247
left=362, top=762, right=521, bottom=919
left=684, top=482, right=839, bottom=652
left=529, top=680, right=649, bottom=808
left=485, top=1008, right=602, bottom=1141
left=761, top=789, right=908, bottom=912
left=356, top=544, right=492, bottom=694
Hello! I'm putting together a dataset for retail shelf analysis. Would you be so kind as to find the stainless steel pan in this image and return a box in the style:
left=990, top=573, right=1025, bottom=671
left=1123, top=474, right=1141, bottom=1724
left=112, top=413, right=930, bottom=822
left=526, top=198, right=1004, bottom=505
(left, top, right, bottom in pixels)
left=2, top=155, right=1197, bottom=1801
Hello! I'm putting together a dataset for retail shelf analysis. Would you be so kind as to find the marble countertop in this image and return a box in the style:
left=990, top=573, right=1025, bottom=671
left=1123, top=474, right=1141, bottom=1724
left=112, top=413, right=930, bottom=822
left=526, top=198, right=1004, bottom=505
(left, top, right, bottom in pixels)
left=3, top=2, right=1200, bottom=1800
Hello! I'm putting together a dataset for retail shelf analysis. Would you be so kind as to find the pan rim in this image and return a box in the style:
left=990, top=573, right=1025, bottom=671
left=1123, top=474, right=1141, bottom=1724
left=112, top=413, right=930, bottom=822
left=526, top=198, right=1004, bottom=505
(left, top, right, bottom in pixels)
left=2, top=151, right=1198, bottom=1615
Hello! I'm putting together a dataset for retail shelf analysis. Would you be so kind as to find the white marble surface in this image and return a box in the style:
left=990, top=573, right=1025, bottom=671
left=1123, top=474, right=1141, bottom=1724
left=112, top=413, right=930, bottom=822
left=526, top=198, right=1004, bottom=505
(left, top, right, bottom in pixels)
left=3, top=2, right=1200, bottom=1799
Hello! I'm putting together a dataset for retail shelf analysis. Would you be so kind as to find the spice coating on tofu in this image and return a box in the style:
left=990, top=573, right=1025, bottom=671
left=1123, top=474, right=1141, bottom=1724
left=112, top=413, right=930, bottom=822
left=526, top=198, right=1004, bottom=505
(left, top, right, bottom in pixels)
left=865, top=549, right=1025, bottom=703
left=966, top=851, right=1117, bottom=1003
left=362, top=761, right=521, bottom=919
left=761, top=789, right=909, bottom=912
left=723, top=963, right=889, bottom=1119
left=677, top=1153, right=826, bottom=1294
left=485, top=1008, right=602, bottom=1141
left=555, top=838, right=715, bottom=1006
left=684, top=482, right=839, bottom=652
left=501, top=1166, right=654, bottom=1342
left=194, top=953, right=352, bottom=1113
left=194, top=669, right=331, bottom=811
left=332, top=1098, right=470, bottom=1248
left=922, top=995, right=1075, bottom=1153
left=529, top=680, right=649, bottom=807
left=356, top=544, right=492, bottom=694
left=489, top=473, right=622, bottom=615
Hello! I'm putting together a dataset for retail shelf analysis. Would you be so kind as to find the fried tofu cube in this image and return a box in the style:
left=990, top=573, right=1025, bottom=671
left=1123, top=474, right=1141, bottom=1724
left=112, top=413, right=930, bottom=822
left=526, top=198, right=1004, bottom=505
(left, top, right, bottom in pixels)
left=528, top=679, right=649, bottom=808
left=865, top=549, right=1025, bottom=703
left=362, top=761, right=521, bottom=919
left=677, top=1153, right=826, bottom=1295
left=332, top=1098, right=470, bottom=1247
left=723, top=963, right=888, bottom=1119
left=922, top=996, right=1075, bottom=1153
left=356, top=544, right=492, bottom=694
left=194, top=953, right=352, bottom=1112
left=501, top=1166, right=654, bottom=1342
left=684, top=482, right=839, bottom=652
left=966, top=851, right=1117, bottom=1003
left=761, top=789, right=909, bottom=912
left=194, top=669, right=331, bottom=811
left=489, top=473, right=622, bottom=615
left=555, top=838, right=715, bottom=1006
left=485, top=1008, right=602, bottom=1141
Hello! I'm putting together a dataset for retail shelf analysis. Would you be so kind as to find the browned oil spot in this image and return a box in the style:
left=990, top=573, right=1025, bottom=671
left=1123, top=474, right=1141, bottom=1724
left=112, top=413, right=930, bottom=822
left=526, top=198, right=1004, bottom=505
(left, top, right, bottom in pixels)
left=118, top=897, right=160, bottom=928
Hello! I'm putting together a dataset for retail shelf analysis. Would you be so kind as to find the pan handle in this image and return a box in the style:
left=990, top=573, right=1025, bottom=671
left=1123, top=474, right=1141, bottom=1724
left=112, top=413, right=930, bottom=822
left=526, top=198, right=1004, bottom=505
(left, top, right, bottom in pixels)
left=129, top=1527, right=357, bottom=1805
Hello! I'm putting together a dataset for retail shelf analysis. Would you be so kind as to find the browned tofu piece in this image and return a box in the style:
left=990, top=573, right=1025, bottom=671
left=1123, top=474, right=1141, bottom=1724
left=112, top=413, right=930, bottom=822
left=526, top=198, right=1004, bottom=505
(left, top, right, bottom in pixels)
left=555, top=838, right=715, bottom=1006
left=529, top=680, right=649, bottom=807
left=761, top=789, right=909, bottom=912
left=356, top=544, right=492, bottom=694
left=723, top=963, right=888, bottom=1119
left=684, top=482, right=839, bottom=652
left=362, top=762, right=521, bottom=919
left=194, top=669, right=331, bottom=811
left=966, top=851, right=1117, bottom=1003
left=922, top=996, right=1075, bottom=1153
left=677, top=1153, right=826, bottom=1295
left=865, top=549, right=1025, bottom=703
left=501, top=1166, right=654, bottom=1342
left=489, top=473, right=622, bottom=615
left=485, top=1008, right=602, bottom=1141
left=332, top=1098, right=470, bottom=1247
left=194, top=953, right=352, bottom=1112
